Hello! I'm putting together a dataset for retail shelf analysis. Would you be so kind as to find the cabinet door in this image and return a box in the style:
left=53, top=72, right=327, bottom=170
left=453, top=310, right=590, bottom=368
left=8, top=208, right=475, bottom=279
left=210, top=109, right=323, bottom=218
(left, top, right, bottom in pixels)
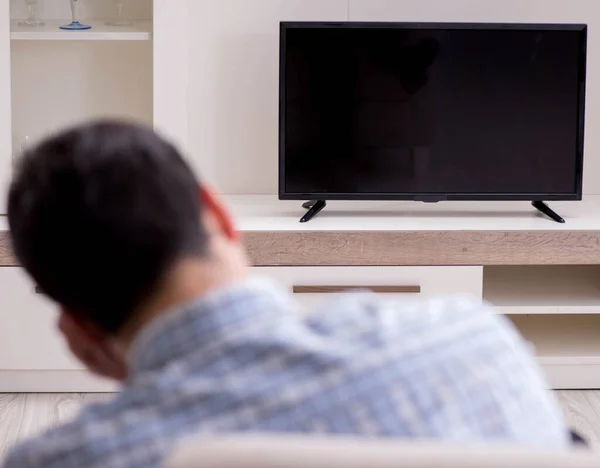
left=0, top=2, right=11, bottom=213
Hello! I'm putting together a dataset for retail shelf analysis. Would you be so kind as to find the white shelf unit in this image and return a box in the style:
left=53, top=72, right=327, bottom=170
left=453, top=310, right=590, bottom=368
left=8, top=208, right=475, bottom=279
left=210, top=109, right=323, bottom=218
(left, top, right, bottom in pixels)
left=9, top=1, right=154, bottom=173
left=0, top=0, right=191, bottom=392
left=10, top=19, right=153, bottom=41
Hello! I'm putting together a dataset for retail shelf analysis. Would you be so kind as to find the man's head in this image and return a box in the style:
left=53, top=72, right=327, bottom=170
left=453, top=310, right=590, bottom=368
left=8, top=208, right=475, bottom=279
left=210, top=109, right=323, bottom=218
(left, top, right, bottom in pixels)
left=8, top=121, right=246, bottom=352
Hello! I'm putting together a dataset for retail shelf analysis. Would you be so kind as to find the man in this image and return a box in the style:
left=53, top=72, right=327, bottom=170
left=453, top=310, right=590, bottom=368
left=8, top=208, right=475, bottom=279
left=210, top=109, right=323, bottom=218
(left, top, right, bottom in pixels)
left=4, top=122, right=568, bottom=468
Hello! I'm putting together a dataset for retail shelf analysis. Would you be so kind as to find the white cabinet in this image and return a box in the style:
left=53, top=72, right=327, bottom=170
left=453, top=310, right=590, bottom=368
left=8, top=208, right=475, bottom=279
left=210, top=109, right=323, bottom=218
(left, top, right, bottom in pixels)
left=0, top=0, right=184, bottom=391
left=0, top=267, right=117, bottom=392
left=0, top=1, right=598, bottom=393
left=1, top=0, right=191, bottom=214
left=0, top=268, right=79, bottom=370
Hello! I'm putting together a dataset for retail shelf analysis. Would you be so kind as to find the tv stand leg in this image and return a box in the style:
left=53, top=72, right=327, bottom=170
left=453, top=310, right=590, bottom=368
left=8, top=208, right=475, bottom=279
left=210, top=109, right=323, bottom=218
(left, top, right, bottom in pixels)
left=300, top=200, right=326, bottom=223
left=532, top=201, right=565, bottom=224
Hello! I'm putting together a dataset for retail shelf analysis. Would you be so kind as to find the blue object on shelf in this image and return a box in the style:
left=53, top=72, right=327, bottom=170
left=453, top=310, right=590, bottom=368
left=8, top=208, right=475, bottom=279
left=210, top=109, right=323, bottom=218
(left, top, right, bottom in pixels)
left=59, top=21, right=91, bottom=30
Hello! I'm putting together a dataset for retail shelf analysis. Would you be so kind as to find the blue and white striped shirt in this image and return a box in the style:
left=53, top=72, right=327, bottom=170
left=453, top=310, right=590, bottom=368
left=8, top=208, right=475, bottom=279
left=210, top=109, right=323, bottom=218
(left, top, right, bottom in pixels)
left=4, top=278, right=568, bottom=468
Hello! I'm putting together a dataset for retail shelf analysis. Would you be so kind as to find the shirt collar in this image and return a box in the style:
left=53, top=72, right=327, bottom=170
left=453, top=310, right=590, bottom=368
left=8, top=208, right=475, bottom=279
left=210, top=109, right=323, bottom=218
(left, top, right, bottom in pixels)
left=128, top=277, right=294, bottom=374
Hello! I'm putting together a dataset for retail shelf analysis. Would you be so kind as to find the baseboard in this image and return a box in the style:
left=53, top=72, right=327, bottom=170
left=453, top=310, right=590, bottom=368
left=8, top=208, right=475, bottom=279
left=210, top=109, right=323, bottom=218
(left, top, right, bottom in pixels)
left=543, top=364, right=600, bottom=390
left=0, top=370, right=118, bottom=392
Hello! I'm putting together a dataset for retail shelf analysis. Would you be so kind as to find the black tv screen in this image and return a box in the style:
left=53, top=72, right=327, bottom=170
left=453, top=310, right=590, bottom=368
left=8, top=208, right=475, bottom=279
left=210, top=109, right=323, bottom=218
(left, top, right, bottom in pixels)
left=279, top=23, right=587, bottom=201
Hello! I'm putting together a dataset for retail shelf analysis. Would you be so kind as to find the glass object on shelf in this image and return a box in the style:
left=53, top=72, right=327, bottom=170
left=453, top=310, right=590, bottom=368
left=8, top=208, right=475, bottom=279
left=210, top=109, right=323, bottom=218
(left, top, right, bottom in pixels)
left=105, top=1, right=132, bottom=27
left=18, top=0, right=44, bottom=27
left=60, top=0, right=91, bottom=30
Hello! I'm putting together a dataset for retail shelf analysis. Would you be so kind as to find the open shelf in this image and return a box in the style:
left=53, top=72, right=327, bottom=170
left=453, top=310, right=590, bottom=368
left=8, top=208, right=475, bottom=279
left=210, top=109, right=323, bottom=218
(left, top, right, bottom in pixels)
left=510, top=315, right=600, bottom=364
left=483, top=266, right=600, bottom=315
left=11, top=20, right=152, bottom=41
left=11, top=39, right=153, bottom=146
left=509, top=314, right=600, bottom=389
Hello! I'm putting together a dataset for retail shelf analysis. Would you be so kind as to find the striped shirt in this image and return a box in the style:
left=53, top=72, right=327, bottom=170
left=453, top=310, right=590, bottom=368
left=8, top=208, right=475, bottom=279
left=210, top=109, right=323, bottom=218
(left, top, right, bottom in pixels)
left=4, top=278, right=568, bottom=468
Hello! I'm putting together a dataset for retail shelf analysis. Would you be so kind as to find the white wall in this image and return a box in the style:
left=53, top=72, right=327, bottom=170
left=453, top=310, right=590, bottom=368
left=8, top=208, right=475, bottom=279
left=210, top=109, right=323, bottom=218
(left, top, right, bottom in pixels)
left=187, top=0, right=348, bottom=194
left=184, top=0, right=598, bottom=195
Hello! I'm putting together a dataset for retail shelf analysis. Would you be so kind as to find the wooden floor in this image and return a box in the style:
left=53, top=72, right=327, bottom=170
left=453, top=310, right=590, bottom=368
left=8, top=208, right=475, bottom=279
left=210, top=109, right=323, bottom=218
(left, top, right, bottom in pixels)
left=0, top=393, right=110, bottom=462
left=557, top=391, right=600, bottom=447
left=0, top=391, right=599, bottom=461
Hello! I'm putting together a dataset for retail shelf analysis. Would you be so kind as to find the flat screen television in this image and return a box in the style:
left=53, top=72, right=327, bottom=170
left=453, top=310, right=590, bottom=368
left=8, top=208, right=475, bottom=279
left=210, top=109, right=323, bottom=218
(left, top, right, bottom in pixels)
left=279, top=22, right=587, bottom=222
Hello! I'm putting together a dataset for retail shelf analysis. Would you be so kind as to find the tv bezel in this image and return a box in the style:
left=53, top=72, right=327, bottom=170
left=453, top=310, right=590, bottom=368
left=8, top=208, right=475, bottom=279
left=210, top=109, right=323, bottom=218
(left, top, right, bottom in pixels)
left=278, top=21, right=588, bottom=202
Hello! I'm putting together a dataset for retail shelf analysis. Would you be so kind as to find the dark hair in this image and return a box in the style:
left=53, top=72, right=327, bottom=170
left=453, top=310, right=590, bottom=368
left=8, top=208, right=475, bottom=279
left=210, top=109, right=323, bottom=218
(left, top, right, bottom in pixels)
left=8, top=121, right=208, bottom=334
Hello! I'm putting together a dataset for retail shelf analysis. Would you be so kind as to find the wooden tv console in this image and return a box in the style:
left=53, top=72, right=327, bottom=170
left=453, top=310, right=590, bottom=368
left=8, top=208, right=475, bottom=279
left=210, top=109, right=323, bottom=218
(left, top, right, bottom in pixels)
left=0, top=196, right=599, bottom=392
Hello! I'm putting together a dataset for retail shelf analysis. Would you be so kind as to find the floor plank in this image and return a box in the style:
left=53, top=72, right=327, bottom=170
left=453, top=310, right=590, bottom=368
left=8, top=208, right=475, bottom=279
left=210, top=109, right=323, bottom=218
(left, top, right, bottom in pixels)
left=556, top=390, right=600, bottom=447
left=1, top=391, right=599, bottom=461
left=0, top=394, right=26, bottom=459
left=0, top=393, right=110, bottom=462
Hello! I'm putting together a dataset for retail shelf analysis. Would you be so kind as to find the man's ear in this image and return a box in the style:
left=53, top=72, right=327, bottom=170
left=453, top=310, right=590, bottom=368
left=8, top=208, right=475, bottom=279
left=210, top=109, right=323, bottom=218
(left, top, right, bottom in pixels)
left=58, top=311, right=106, bottom=346
left=199, top=185, right=239, bottom=241
left=58, top=309, right=129, bottom=381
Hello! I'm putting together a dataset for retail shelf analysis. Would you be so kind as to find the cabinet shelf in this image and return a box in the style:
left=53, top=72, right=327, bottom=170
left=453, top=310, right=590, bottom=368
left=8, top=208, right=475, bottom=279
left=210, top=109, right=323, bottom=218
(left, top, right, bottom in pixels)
left=483, top=266, right=600, bottom=315
left=509, top=314, right=600, bottom=389
left=510, top=315, right=600, bottom=364
left=11, top=20, right=152, bottom=41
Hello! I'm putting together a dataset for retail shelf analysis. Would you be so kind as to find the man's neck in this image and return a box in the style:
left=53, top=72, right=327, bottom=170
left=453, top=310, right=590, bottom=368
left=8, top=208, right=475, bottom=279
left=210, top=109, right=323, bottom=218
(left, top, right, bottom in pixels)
left=119, top=257, right=248, bottom=348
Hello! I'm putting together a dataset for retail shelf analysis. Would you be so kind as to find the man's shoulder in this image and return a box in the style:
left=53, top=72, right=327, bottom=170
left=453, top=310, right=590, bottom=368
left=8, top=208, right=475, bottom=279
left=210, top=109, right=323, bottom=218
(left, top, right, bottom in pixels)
left=3, top=395, right=134, bottom=468
left=308, top=293, right=500, bottom=334
left=303, top=292, right=526, bottom=369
